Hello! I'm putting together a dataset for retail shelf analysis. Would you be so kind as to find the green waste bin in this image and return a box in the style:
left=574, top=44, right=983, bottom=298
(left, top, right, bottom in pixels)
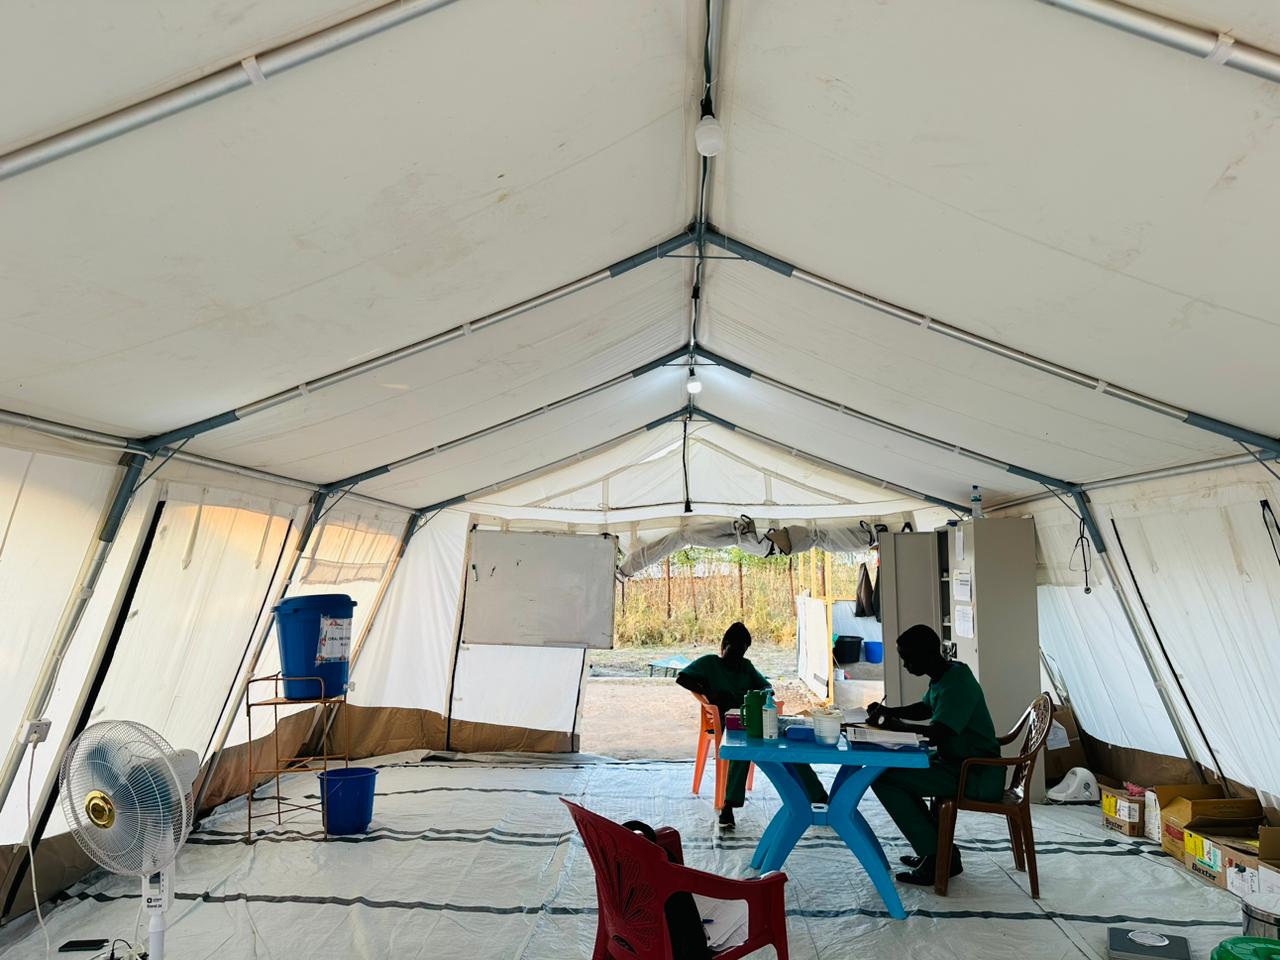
left=1212, top=938, right=1280, bottom=960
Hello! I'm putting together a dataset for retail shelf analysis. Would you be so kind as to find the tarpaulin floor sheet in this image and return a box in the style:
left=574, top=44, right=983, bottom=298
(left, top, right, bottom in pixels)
left=0, top=752, right=1242, bottom=959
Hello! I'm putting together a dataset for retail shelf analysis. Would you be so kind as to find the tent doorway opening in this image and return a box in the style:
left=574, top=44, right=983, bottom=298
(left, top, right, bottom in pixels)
left=577, top=547, right=884, bottom=760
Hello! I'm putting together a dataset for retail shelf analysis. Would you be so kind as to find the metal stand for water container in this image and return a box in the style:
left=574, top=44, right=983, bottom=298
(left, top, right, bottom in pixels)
left=245, top=674, right=350, bottom=842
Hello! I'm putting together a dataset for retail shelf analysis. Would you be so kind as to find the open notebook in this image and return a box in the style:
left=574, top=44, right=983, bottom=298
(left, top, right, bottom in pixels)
left=845, top=724, right=926, bottom=748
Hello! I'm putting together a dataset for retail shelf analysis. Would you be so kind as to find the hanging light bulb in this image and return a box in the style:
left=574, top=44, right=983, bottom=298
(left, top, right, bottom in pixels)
left=694, top=114, right=724, bottom=157
left=686, top=367, right=703, bottom=395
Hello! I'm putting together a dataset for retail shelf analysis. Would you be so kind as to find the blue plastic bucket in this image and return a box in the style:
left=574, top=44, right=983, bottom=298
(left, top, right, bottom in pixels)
left=863, top=640, right=885, bottom=664
left=318, top=767, right=377, bottom=835
left=273, top=594, right=357, bottom=700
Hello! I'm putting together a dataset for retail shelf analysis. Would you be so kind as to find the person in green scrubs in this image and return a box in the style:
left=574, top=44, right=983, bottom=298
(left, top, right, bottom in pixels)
left=867, top=623, right=1004, bottom=885
left=677, top=622, right=827, bottom=828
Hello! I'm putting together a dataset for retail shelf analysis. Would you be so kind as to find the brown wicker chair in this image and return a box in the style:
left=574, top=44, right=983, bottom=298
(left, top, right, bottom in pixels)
left=934, top=692, right=1054, bottom=897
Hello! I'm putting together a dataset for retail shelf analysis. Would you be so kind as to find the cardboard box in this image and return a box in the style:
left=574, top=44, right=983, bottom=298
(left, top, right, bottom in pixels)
left=1180, top=827, right=1279, bottom=897
left=1181, top=830, right=1242, bottom=889
left=1146, top=783, right=1224, bottom=846
left=1157, top=788, right=1262, bottom=861
left=1101, top=784, right=1146, bottom=837
left=1253, top=828, right=1280, bottom=898
left=1261, top=861, right=1280, bottom=897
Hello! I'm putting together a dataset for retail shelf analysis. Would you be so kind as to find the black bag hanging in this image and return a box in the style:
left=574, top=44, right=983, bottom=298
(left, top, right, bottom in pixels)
left=854, top=562, right=874, bottom=617
left=621, top=820, right=711, bottom=960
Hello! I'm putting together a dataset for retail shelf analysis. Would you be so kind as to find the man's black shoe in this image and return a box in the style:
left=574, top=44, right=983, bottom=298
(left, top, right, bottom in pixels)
left=718, top=807, right=736, bottom=829
left=895, top=852, right=963, bottom=886
left=900, top=843, right=960, bottom=869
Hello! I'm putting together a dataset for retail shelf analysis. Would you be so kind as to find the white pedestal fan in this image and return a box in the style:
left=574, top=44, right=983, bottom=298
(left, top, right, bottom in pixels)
left=59, top=721, right=198, bottom=960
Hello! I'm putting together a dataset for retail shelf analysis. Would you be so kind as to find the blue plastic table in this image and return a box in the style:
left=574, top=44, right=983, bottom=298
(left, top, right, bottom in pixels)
left=647, top=654, right=692, bottom=677
left=718, top=728, right=930, bottom=919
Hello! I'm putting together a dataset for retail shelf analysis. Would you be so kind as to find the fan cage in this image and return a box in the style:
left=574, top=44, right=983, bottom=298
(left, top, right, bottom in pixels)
left=58, top=720, right=194, bottom=877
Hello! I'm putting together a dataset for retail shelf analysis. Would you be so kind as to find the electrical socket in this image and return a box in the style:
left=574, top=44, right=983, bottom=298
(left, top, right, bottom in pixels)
left=23, top=719, right=51, bottom=744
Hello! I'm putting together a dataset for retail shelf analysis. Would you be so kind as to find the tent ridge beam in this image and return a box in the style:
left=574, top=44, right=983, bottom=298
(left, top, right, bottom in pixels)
left=322, top=346, right=690, bottom=491
left=139, top=230, right=695, bottom=452
left=0, top=0, right=466, bottom=181
left=1037, top=0, right=1280, bottom=85
left=690, top=406, right=970, bottom=514
left=706, top=228, right=1280, bottom=457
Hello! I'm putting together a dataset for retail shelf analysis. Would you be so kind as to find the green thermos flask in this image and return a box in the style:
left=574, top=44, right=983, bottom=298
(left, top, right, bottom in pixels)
left=744, top=690, right=766, bottom=738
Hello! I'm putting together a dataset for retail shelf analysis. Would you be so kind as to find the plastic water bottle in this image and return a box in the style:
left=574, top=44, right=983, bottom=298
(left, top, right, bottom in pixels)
left=761, top=691, right=779, bottom=740
left=970, top=484, right=984, bottom=519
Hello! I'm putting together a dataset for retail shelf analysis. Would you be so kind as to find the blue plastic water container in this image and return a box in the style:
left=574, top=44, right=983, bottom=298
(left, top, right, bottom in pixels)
left=318, top=767, right=377, bottom=835
left=863, top=640, right=885, bottom=664
left=274, top=594, right=357, bottom=700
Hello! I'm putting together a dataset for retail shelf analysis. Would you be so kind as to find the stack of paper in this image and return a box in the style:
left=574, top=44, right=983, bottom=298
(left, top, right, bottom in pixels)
left=846, top=725, right=925, bottom=748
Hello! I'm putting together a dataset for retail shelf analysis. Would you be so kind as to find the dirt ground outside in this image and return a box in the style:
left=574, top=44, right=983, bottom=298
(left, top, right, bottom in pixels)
left=578, top=643, right=881, bottom=759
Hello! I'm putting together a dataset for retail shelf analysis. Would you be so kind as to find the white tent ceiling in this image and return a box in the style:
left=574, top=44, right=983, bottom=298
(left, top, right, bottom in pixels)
left=1, top=0, right=1278, bottom=515
left=711, top=0, right=1280, bottom=438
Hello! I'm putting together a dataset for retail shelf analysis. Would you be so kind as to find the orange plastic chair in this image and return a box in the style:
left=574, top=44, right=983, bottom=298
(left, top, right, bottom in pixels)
left=691, top=693, right=782, bottom=810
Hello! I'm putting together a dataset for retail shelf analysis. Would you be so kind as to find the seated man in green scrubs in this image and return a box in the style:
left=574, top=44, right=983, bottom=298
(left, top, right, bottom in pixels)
left=867, top=623, right=1004, bottom=885
left=677, top=622, right=827, bottom=829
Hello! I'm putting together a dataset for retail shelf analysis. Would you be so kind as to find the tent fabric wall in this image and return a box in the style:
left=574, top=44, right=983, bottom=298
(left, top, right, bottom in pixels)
left=216, top=501, right=410, bottom=752
left=35, top=489, right=299, bottom=840
left=0, top=448, right=114, bottom=838
left=1020, top=501, right=1188, bottom=758
left=84, top=497, right=294, bottom=752
left=1093, top=467, right=1280, bottom=802
left=349, top=509, right=470, bottom=714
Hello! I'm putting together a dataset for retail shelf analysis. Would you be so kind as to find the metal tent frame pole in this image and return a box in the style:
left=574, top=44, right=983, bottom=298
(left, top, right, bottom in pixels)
left=311, top=512, right=424, bottom=758
left=706, top=229, right=1280, bottom=458
left=1096, top=534, right=1208, bottom=776
left=0, top=404, right=415, bottom=516
left=0, top=0, right=466, bottom=181
left=192, top=493, right=328, bottom=817
left=989, top=447, right=1280, bottom=513
left=322, top=347, right=690, bottom=490
left=142, top=232, right=694, bottom=452
left=413, top=409, right=689, bottom=514
left=0, top=453, right=148, bottom=817
left=0, top=497, right=168, bottom=919
left=1038, top=0, right=1280, bottom=85
left=349, top=513, right=424, bottom=669
left=688, top=407, right=970, bottom=515
left=692, top=345, right=1076, bottom=492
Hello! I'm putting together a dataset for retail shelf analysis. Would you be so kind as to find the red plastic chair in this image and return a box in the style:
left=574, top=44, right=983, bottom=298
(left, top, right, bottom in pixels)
left=563, top=799, right=790, bottom=960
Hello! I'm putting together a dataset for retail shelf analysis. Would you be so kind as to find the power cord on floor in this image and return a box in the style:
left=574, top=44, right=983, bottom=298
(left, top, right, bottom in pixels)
left=25, top=739, right=51, bottom=959
left=23, top=736, right=147, bottom=960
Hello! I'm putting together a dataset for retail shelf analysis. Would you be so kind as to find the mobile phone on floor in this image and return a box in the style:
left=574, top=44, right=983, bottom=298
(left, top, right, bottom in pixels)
left=59, top=939, right=108, bottom=952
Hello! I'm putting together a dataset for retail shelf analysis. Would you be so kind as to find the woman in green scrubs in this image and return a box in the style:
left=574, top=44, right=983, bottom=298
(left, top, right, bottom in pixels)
left=677, top=622, right=827, bottom=827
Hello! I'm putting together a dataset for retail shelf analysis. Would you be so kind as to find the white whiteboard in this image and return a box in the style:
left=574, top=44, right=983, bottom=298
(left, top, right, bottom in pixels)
left=460, top=530, right=618, bottom=648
